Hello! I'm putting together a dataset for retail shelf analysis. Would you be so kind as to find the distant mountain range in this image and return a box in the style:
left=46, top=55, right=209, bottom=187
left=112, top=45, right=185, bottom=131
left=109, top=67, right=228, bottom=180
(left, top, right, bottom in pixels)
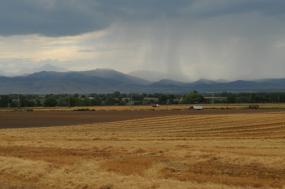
left=0, top=69, right=284, bottom=94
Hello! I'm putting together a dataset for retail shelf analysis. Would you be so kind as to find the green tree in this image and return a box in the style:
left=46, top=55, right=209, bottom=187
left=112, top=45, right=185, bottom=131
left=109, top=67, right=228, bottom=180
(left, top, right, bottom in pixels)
left=182, top=91, right=204, bottom=104
left=44, top=96, right=58, bottom=107
left=0, top=96, right=10, bottom=107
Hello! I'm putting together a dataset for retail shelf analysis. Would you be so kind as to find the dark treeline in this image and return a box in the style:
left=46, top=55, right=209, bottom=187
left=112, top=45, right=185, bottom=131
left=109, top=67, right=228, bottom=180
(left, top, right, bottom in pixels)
left=219, top=92, right=285, bottom=103
left=0, top=92, right=285, bottom=107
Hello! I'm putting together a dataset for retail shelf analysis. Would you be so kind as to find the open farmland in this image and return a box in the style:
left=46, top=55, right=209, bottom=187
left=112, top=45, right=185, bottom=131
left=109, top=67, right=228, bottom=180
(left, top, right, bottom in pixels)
left=1, top=104, right=285, bottom=129
left=0, top=109, right=285, bottom=189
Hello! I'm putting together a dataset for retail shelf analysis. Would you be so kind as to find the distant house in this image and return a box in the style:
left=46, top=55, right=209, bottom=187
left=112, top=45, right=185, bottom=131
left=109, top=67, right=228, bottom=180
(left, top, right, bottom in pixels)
left=193, top=105, right=204, bottom=110
left=122, top=98, right=135, bottom=105
left=152, top=104, right=160, bottom=108
left=88, top=96, right=95, bottom=100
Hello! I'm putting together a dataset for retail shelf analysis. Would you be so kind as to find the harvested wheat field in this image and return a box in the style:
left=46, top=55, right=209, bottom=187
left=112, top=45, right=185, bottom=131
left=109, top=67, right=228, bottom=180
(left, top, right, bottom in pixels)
left=0, top=110, right=285, bottom=189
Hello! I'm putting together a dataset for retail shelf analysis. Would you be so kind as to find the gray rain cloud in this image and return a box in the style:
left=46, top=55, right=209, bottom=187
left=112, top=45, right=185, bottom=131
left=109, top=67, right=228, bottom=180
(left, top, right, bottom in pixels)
left=1, top=0, right=285, bottom=37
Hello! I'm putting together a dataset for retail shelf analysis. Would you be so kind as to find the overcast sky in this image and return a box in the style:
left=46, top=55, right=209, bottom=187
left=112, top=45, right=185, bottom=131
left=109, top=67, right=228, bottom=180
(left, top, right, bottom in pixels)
left=0, top=0, right=285, bottom=81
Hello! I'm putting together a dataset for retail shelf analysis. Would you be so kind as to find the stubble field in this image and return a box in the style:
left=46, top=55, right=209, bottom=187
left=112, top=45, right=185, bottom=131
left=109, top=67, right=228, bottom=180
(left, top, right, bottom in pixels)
left=0, top=108, right=285, bottom=189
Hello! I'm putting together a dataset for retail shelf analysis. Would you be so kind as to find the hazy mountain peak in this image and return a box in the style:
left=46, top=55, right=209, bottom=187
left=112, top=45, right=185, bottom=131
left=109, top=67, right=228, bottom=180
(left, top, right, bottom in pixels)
left=80, top=68, right=150, bottom=85
left=82, top=68, right=124, bottom=76
left=35, top=64, right=67, bottom=73
left=129, top=70, right=189, bottom=82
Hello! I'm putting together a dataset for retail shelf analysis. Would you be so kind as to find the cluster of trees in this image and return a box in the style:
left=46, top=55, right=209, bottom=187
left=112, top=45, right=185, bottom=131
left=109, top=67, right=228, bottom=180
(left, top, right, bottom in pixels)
left=219, top=92, right=285, bottom=103
left=0, top=92, right=284, bottom=107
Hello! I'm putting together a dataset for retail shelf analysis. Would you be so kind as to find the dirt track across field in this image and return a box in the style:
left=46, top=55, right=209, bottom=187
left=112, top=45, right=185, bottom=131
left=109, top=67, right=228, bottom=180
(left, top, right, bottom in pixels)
left=0, top=108, right=284, bottom=128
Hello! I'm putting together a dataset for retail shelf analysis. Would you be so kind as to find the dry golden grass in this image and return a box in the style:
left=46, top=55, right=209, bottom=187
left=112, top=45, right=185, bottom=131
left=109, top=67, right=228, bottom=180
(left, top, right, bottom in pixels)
left=0, top=111, right=285, bottom=189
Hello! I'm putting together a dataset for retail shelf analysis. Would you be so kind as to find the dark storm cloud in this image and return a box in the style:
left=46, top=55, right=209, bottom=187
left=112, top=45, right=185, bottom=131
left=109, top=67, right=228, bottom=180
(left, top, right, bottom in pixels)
left=1, top=0, right=284, bottom=37
left=0, top=0, right=109, bottom=36
left=192, top=0, right=285, bottom=18
left=0, top=0, right=193, bottom=36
